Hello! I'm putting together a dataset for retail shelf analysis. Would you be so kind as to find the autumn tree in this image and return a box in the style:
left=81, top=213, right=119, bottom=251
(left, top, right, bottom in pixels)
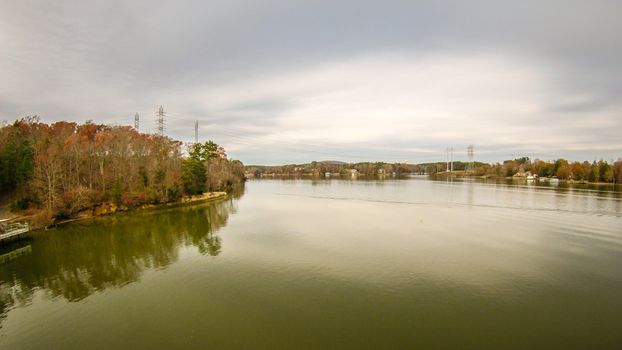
left=613, top=159, right=622, bottom=184
left=0, top=121, right=35, bottom=195
left=0, top=118, right=243, bottom=222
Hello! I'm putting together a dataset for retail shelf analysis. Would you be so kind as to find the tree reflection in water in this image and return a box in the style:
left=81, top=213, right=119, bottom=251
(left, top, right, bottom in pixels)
left=0, top=189, right=243, bottom=324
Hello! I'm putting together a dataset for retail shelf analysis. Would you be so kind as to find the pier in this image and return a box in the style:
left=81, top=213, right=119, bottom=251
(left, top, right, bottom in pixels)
left=0, top=219, right=30, bottom=243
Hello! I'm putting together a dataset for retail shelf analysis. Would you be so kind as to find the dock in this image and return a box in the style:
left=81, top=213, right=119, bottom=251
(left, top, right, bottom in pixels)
left=0, top=218, right=30, bottom=243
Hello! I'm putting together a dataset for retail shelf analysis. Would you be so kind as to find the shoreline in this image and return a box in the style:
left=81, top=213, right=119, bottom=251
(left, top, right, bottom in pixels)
left=431, top=173, right=619, bottom=186
left=8, top=191, right=229, bottom=234
left=249, top=172, right=619, bottom=186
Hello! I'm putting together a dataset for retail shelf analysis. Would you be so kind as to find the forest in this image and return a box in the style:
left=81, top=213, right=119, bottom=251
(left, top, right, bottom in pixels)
left=247, top=157, right=622, bottom=184
left=424, top=157, right=622, bottom=183
left=0, top=117, right=245, bottom=225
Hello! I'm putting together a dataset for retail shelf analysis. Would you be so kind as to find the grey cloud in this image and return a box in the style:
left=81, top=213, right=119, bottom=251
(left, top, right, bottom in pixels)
left=0, top=0, right=621, bottom=163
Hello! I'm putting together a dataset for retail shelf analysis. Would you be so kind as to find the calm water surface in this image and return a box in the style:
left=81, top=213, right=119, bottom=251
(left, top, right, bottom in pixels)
left=1, top=178, right=621, bottom=349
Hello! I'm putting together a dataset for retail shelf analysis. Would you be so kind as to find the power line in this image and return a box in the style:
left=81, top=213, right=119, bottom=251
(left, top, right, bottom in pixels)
left=109, top=111, right=448, bottom=162
left=149, top=114, right=452, bottom=162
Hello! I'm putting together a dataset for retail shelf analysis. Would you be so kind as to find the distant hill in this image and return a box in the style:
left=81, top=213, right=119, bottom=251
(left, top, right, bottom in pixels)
left=317, top=160, right=347, bottom=165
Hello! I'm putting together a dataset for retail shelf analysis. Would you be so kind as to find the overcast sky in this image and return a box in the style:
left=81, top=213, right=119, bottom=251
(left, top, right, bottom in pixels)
left=1, top=0, right=621, bottom=164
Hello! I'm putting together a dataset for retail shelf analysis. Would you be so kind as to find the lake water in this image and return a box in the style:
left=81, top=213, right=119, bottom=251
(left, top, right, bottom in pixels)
left=1, top=178, right=621, bottom=349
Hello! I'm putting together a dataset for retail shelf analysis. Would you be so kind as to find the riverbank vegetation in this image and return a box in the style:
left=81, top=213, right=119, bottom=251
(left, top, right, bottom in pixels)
left=0, top=117, right=245, bottom=225
left=246, top=161, right=423, bottom=178
left=247, top=157, right=622, bottom=184
left=425, top=157, right=622, bottom=183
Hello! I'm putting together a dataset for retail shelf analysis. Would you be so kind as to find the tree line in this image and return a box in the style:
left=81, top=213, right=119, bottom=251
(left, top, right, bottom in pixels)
left=0, top=117, right=245, bottom=223
left=247, top=157, right=622, bottom=184
left=425, top=157, right=622, bottom=183
left=246, top=161, right=423, bottom=177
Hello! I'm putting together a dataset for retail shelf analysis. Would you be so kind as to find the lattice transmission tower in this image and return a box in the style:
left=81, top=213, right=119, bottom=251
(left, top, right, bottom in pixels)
left=156, top=106, right=166, bottom=136
left=446, top=147, right=454, bottom=172
left=467, top=145, right=475, bottom=173
left=134, top=112, right=139, bottom=130
left=194, top=120, right=199, bottom=143
left=450, top=147, right=454, bottom=172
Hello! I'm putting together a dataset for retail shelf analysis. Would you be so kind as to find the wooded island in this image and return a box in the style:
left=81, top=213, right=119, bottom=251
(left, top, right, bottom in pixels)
left=0, top=117, right=245, bottom=227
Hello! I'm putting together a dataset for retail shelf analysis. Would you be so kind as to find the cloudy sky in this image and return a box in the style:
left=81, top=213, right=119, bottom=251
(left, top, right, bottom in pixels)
left=1, top=0, right=621, bottom=164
